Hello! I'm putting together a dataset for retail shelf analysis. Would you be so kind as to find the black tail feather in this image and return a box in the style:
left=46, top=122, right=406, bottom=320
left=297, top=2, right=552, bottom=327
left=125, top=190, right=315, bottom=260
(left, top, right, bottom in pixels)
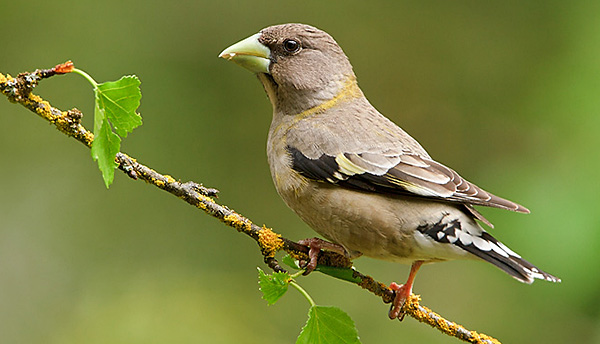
left=417, top=218, right=561, bottom=283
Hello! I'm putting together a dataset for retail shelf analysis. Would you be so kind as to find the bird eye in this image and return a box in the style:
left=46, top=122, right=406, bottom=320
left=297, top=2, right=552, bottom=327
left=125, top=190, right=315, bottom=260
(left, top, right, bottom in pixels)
left=283, top=39, right=301, bottom=53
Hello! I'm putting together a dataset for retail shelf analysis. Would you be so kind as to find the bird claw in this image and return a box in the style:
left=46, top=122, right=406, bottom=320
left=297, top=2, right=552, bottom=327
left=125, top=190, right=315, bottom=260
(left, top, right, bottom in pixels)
left=298, top=237, right=346, bottom=275
left=387, top=260, right=424, bottom=320
left=389, top=282, right=410, bottom=321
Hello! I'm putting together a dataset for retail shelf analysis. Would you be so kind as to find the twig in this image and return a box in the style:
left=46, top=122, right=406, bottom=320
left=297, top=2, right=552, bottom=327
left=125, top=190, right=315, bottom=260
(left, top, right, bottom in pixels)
left=404, top=295, right=500, bottom=344
left=0, top=62, right=501, bottom=344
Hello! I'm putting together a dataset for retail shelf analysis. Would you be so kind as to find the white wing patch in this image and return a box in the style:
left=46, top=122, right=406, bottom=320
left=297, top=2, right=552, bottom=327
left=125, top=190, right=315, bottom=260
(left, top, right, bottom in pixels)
left=472, top=236, right=492, bottom=251
left=497, top=241, right=522, bottom=259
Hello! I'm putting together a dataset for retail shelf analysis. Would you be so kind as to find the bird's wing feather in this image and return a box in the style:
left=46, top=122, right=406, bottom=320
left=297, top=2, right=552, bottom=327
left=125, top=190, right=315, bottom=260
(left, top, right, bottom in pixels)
left=288, top=146, right=529, bottom=214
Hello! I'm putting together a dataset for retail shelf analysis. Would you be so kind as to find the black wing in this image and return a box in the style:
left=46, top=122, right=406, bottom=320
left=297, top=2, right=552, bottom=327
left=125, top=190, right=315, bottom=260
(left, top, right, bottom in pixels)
left=288, top=146, right=529, bottom=214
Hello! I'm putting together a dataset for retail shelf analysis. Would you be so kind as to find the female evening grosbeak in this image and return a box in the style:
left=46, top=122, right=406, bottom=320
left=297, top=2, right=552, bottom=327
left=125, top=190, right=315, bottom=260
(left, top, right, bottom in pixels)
left=219, top=23, right=560, bottom=319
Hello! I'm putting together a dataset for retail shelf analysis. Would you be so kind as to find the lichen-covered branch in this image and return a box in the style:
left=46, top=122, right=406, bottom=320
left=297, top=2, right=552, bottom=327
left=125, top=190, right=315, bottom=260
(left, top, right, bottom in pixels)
left=404, top=295, right=500, bottom=344
left=0, top=62, right=500, bottom=344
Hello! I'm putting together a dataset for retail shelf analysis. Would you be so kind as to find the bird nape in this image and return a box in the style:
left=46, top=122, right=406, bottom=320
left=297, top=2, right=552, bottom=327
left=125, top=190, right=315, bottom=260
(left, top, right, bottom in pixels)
left=219, top=23, right=560, bottom=320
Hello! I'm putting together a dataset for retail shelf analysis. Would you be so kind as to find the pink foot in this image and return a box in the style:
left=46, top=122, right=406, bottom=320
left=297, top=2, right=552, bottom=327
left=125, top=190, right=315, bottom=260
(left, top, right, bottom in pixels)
left=389, top=282, right=411, bottom=320
left=388, top=261, right=425, bottom=321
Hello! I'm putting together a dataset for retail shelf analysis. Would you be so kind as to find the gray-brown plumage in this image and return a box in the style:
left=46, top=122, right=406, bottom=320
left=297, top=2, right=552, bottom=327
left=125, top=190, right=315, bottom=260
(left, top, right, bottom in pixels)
left=219, top=23, right=559, bottom=319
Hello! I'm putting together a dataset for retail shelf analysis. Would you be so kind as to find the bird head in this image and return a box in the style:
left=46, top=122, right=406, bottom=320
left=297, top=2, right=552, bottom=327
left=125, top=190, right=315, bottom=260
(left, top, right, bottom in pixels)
left=219, top=24, right=358, bottom=114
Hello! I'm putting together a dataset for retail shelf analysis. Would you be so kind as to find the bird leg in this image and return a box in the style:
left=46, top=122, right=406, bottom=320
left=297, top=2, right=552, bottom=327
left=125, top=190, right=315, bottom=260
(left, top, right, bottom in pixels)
left=389, top=260, right=424, bottom=321
left=298, top=237, right=347, bottom=275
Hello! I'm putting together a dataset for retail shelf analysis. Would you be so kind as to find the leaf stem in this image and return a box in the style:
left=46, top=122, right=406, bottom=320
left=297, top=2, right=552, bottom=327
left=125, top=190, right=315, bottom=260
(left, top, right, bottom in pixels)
left=290, top=270, right=305, bottom=279
left=290, top=280, right=316, bottom=307
left=72, top=68, right=98, bottom=87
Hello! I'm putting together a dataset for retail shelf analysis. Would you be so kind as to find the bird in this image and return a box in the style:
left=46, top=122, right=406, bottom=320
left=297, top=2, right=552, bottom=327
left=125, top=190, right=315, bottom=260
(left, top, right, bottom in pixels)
left=218, top=23, right=560, bottom=319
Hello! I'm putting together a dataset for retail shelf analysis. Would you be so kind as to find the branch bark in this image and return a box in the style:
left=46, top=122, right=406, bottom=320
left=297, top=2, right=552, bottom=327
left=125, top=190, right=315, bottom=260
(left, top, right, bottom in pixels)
left=0, top=62, right=500, bottom=344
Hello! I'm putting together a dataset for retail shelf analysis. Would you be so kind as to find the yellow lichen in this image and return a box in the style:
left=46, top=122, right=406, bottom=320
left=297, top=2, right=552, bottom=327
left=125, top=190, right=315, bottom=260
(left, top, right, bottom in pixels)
left=164, top=175, right=176, bottom=184
left=477, top=333, right=502, bottom=344
left=222, top=213, right=252, bottom=233
left=54, top=111, right=70, bottom=130
left=83, top=131, right=94, bottom=145
left=198, top=194, right=214, bottom=204
left=0, top=73, right=7, bottom=84
left=257, top=226, right=284, bottom=257
left=194, top=194, right=218, bottom=213
left=288, top=250, right=308, bottom=262
left=27, top=95, right=55, bottom=121
left=403, top=294, right=501, bottom=344
left=196, top=200, right=208, bottom=211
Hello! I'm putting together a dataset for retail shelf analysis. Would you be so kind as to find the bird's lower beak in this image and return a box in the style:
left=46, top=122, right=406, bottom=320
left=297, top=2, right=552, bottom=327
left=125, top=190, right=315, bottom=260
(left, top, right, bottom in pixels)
left=218, top=33, right=271, bottom=74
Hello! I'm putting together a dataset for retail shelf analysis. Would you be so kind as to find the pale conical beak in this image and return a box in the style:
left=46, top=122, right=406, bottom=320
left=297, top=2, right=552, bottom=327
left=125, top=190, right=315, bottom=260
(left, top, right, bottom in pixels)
left=219, top=33, right=271, bottom=74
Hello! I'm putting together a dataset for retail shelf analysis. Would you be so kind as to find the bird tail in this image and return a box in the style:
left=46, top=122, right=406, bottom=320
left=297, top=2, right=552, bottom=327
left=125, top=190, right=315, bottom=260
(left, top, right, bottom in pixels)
left=462, top=231, right=561, bottom=284
left=417, top=218, right=560, bottom=284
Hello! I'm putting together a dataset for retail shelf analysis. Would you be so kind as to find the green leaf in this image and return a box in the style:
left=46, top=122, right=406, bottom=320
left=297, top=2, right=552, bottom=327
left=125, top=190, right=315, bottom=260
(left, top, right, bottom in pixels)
left=315, top=266, right=363, bottom=284
left=257, top=268, right=290, bottom=305
left=91, top=118, right=120, bottom=188
left=282, top=254, right=362, bottom=284
left=95, top=75, right=142, bottom=137
left=296, top=306, right=361, bottom=344
left=89, top=75, right=142, bottom=188
left=282, top=254, right=302, bottom=270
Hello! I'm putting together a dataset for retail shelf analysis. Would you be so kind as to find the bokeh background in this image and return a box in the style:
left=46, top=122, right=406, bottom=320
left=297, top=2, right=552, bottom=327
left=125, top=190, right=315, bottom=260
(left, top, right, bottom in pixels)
left=1, top=1, right=598, bottom=343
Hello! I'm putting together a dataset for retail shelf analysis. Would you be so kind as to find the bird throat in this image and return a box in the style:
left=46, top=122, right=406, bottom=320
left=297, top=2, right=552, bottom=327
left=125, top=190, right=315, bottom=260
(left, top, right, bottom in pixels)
left=257, top=73, right=279, bottom=109
left=267, top=75, right=363, bottom=138
left=258, top=73, right=362, bottom=119
left=292, top=76, right=362, bottom=120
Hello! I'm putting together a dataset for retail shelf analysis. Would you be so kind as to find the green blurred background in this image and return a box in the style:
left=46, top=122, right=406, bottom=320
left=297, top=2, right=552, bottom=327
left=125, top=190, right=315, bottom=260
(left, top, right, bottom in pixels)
left=1, top=1, right=598, bottom=343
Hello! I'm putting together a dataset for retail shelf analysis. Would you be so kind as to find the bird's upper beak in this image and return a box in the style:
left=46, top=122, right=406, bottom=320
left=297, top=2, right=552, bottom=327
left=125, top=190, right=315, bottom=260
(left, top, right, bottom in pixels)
left=218, top=33, right=271, bottom=74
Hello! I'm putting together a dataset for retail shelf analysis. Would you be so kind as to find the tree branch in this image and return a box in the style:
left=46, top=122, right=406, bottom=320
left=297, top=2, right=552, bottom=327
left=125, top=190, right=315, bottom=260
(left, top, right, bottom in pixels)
left=0, top=62, right=500, bottom=344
